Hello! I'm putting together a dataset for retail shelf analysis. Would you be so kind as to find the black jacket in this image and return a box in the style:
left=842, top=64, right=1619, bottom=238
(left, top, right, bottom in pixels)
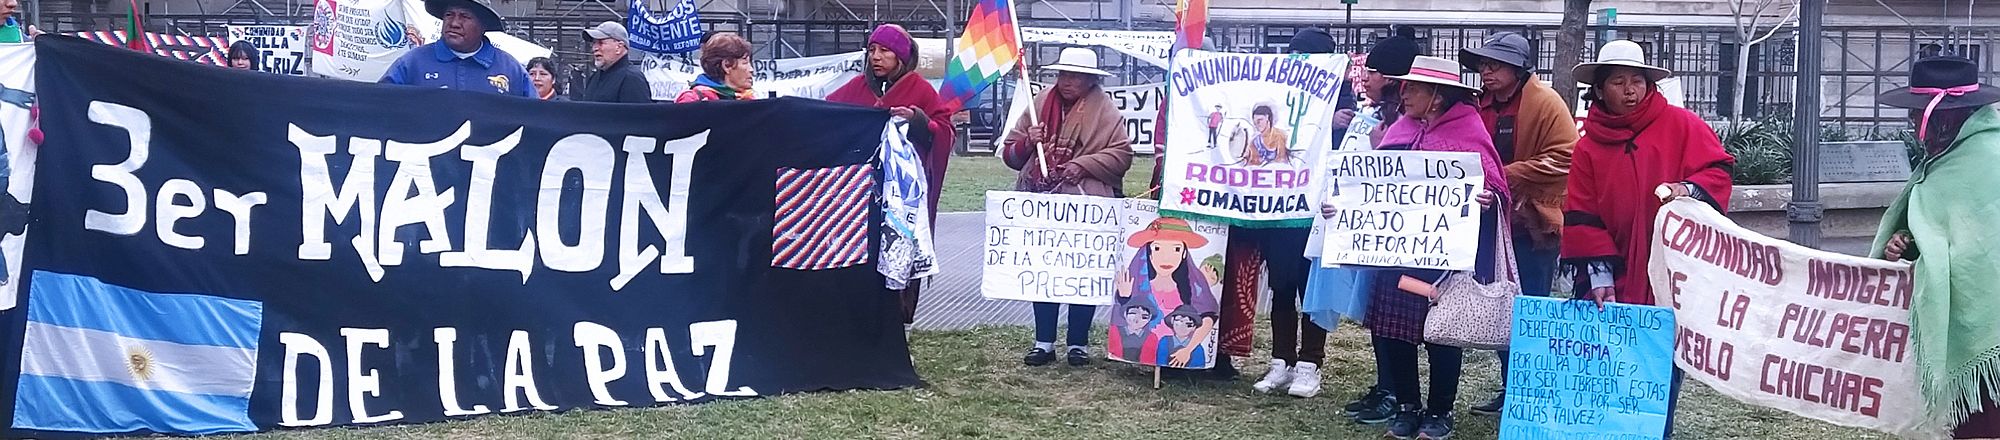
left=576, top=56, right=653, bottom=103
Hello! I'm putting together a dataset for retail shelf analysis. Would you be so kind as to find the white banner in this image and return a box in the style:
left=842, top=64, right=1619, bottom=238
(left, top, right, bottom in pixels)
left=1019, top=27, right=1173, bottom=69
left=228, top=25, right=308, bottom=76
left=980, top=191, right=1122, bottom=306
left=1316, top=150, right=1482, bottom=270
left=643, top=50, right=862, bottom=100
left=0, top=43, right=39, bottom=311
left=1161, top=49, right=1350, bottom=226
left=1649, top=199, right=1937, bottom=438
left=308, top=0, right=550, bottom=81
left=1001, top=81, right=1166, bottom=154
left=642, top=38, right=953, bottom=101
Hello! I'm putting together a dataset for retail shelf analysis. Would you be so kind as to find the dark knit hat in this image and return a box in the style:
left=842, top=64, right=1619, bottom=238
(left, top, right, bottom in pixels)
left=1365, top=32, right=1421, bottom=76
left=1288, top=28, right=1337, bottom=54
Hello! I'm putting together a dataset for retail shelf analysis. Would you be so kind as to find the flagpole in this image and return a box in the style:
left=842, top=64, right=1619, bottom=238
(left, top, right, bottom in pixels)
left=1002, top=0, right=1048, bottom=175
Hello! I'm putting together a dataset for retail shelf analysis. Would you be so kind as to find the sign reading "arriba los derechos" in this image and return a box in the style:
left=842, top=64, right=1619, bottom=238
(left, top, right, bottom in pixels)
left=1317, top=150, right=1483, bottom=271
left=1648, top=199, right=1934, bottom=438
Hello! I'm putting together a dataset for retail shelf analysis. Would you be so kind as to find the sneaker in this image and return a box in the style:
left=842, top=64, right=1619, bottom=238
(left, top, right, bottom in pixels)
left=1066, top=347, right=1090, bottom=366
left=1346, top=387, right=1392, bottom=415
left=1022, top=348, right=1055, bottom=366
left=1469, top=393, right=1504, bottom=415
left=1287, top=362, right=1322, bottom=398
left=1351, top=392, right=1400, bottom=425
left=1418, top=411, right=1456, bottom=439
left=1251, top=359, right=1292, bottom=393
left=1386, top=404, right=1423, bottom=439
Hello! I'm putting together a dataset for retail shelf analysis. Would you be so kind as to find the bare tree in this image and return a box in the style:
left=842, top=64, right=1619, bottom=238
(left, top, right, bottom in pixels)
left=1551, top=0, right=1591, bottom=112
left=1727, top=0, right=1800, bottom=125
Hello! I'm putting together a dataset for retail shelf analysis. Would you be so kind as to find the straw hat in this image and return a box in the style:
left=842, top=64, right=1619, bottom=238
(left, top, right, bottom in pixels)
left=1572, top=40, right=1671, bottom=85
left=1126, top=218, right=1208, bottom=248
left=1385, top=56, right=1478, bottom=92
left=1043, top=47, right=1111, bottom=77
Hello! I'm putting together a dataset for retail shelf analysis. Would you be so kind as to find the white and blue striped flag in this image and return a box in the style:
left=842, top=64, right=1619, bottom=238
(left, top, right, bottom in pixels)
left=12, top=270, right=264, bottom=435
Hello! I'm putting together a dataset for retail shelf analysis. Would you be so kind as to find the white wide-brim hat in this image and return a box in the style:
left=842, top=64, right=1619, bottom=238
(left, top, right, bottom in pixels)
left=1385, top=56, right=1479, bottom=92
left=1043, top=47, right=1112, bottom=77
left=1573, top=40, right=1672, bottom=85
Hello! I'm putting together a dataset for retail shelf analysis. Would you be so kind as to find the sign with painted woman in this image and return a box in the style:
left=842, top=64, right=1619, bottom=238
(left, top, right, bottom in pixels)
left=1107, top=199, right=1227, bottom=369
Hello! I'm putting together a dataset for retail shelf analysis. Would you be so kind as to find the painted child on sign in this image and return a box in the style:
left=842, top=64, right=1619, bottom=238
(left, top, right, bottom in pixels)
left=1233, top=103, right=1295, bottom=166
left=1110, top=214, right=1222, bottom=368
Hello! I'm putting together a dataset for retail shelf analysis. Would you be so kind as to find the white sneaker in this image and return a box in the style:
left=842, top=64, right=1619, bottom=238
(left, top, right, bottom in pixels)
left=1252, top=359, right=1293, bottom=393
left=1287, top=362, right=1323, bottom=398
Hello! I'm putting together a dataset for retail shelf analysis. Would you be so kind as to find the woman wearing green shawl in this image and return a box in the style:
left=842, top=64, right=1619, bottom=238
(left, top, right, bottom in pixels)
left=1871, top=55, right=2000, bottom=438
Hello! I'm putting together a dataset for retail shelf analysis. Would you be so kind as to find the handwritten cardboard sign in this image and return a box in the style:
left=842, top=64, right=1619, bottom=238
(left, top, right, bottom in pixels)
left=1317, top=150, right=1482, bottom=270
left=1501, top=296, right=1676, bottom=440
left=981, top=191, right=1123, bottom=306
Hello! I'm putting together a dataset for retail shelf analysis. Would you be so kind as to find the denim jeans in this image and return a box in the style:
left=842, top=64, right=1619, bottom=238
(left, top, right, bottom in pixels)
left=1033, top=302, right=1096, bottom=346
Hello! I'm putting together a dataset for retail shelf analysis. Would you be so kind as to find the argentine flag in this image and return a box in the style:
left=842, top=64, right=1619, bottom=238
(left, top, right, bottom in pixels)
left=13, top=271, right=263, bottom=434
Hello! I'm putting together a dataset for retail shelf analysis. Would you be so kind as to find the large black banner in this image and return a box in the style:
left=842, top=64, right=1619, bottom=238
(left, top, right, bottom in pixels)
left=1, top=36, right=919, bottom=436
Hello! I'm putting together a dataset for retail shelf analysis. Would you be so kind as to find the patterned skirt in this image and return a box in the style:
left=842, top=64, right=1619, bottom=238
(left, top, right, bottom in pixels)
left=1364, top=271, right=1432, bottom=344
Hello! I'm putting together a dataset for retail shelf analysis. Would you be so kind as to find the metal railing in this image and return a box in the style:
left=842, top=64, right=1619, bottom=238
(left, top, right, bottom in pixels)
left=36, top=11, right=2000, bottom=133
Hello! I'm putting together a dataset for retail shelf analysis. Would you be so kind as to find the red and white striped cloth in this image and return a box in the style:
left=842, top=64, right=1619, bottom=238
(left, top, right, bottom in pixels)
left=772, top=163, right=876, bottom=271
left=71, top=31, right=228, bottom=65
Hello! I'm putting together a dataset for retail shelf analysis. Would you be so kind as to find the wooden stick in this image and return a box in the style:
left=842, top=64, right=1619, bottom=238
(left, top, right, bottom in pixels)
left=1153, top=366, right=1162, bottom=389
left=1002, top=0, right=1046, bottom=175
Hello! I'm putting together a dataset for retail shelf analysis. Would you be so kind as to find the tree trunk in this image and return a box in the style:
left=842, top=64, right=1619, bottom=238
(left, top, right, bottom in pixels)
left=1552, top=0, right=1593, bottom=114
left=1731, top=43, right=1752, bottom=126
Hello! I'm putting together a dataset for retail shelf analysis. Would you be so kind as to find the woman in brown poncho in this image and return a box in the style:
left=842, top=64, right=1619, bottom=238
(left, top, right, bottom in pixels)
left=1002, top=47, right=1134, bottom=366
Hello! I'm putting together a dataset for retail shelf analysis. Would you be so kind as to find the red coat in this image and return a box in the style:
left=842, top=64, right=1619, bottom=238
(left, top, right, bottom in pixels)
left=826, top=72, right=955, bottom=223
left=1562, top=90, right=1734, bottom=305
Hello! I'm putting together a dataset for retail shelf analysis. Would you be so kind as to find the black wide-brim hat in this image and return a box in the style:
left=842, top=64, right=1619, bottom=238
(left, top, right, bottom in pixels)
left=1878, top=56, right=2000, bottom=110
left=424, top=0, right=506, bottom=32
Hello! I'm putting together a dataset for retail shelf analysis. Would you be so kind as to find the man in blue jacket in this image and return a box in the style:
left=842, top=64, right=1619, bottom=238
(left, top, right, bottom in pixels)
left=378, top=0, right=534, bottom=98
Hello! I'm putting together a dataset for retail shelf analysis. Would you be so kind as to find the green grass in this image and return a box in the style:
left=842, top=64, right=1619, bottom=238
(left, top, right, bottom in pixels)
left=939, top=155, right=1158, bottom=213
left=227, top=325, right=1888, bottom=439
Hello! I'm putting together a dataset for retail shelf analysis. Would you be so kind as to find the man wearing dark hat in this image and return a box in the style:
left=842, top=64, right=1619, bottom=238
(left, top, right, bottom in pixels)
left=1870, top=54, right=2000, bottom=440
left=1458, top=31, right=1577, bottom=416
left=378, top=0, right=535, bottom=98
left=576, top=21, right=652, bottom=103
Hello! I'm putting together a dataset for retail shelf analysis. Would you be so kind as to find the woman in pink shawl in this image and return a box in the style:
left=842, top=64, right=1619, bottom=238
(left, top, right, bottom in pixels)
left=1325, top=56, right=1507, bottom=440
left=825, top=24, right=955, bottom=328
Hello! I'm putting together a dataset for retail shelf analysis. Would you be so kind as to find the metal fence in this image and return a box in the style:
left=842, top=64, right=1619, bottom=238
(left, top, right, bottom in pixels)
left=36, top=11, right=2000, bottom=132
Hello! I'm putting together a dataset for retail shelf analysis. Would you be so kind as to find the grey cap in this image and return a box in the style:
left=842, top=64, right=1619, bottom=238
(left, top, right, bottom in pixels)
left=1460, top=32, right=1534, bottom=72
left=583, top=21, right=629, bottom=42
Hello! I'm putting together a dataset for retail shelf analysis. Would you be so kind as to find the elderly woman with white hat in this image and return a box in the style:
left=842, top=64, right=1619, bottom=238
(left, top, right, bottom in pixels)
left=1559, top=40, right=1734, bottom=439
left=1870, top=54, right=2000, bottom=439
left=1335, top=54, right=1507, bottom=440
left=1001, top=47, right=1134, bottom=367
left=1560, top=40, right=1734, bottom=309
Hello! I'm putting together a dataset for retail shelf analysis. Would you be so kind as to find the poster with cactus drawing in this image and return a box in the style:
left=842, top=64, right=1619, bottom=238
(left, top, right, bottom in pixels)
left=1107, top=198, right=1227, bottom=369
left=1159, top=49, right=1350, bottom=227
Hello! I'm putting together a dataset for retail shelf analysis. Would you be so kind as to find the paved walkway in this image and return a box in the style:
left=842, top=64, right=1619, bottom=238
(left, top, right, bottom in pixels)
left=911, top=212, right=1875, bottom=331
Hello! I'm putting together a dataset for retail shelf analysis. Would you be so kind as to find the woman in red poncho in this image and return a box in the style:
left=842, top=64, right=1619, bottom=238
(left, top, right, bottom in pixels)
left=1562, top=41, right=1733, bottom=439
left=825, top=24, right=955, bottom=329
left=1562, top=40, right=1734, bottom=308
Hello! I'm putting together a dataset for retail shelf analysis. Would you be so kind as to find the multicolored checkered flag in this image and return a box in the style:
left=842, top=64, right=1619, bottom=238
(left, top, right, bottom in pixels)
left=937, top=0, right=1021, bottom=113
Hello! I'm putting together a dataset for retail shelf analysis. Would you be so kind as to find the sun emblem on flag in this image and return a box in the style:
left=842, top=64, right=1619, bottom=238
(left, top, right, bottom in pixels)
left=125, top=345, right=157, bottom=382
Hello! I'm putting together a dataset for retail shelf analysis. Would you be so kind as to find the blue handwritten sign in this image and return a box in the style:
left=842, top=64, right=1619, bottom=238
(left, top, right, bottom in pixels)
left=1500, top=296, right=1676, bottom=440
